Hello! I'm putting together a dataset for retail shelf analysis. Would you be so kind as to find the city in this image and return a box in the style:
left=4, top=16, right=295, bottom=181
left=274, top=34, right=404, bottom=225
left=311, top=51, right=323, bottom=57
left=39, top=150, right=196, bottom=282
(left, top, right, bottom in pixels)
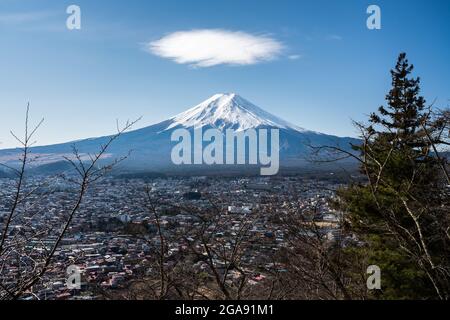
left=0, top=174, right=345, bottom=300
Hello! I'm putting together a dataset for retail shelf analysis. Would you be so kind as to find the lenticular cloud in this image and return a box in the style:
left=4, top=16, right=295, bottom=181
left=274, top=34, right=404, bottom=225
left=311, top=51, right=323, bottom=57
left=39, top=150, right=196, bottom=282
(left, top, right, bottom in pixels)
left=147, top=29, right=283, bottom=67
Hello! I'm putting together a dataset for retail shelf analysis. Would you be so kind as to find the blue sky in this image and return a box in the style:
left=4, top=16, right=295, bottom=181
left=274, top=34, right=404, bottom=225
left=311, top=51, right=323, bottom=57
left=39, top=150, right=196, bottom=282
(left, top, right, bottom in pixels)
left=0, top=0, right=449, bottom=148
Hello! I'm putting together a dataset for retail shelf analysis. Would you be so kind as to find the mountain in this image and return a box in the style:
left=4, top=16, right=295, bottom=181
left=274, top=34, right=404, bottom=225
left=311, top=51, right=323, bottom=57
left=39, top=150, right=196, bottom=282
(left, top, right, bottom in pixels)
left=0, top=169, right=12, bottom=178
left=166, top=93, right=304, bottom=132
left=0, top=93, right=360, bottom=175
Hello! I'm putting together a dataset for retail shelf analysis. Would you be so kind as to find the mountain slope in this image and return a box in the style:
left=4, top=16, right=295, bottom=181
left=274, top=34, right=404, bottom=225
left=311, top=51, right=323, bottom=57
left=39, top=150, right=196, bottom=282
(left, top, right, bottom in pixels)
left=166, top=93, right=306, bottom=132
left=0, top=93, right=360, bottom=173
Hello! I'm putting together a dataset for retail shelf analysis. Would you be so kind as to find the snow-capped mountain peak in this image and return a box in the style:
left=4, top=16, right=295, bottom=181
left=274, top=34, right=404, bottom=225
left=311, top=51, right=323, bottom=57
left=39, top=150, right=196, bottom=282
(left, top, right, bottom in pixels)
left=165, top=93, right=306, bottom=132
left=0, top=92, right=359, bottom=172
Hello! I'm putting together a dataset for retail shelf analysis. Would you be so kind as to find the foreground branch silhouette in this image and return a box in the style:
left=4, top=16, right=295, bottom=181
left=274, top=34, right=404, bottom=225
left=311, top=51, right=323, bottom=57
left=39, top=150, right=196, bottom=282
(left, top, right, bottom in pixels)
left=0, top=106, right=139, bottom=300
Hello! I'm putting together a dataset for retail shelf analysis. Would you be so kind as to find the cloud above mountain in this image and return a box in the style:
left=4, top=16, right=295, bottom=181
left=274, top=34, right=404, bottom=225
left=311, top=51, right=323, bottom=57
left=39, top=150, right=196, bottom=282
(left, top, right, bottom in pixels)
left=146, top=29, right=284, bottom=67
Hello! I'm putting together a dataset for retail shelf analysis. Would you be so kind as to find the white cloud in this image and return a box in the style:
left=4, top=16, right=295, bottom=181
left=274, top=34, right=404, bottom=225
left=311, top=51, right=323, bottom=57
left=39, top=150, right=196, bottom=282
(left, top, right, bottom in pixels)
left=146, top=29, right=284, bottom=67
left=326, top=34, right=343, bottom=41
left=288, top=54, right=302, bottom=60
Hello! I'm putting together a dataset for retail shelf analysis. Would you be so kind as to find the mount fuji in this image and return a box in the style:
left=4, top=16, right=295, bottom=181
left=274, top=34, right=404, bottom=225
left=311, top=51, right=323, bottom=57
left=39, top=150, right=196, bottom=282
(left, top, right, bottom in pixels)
left=166, top=93, right=304, bottom=132
left=0, top=93, right=359, bottom=175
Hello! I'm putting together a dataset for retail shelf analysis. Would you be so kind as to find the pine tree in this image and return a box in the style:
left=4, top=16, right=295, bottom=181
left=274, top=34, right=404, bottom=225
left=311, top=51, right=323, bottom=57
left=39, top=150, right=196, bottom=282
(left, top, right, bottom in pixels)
left=370, top=53, right=427, bottom=149
left=336, top=53, right=450, bottom=300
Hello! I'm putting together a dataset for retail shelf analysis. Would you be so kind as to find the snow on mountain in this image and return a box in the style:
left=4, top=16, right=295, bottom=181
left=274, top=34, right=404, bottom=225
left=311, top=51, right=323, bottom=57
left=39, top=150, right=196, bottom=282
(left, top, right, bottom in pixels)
left=0, top=93, right=359, bottom=172
left=165, top=93, right=308, bottom=132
